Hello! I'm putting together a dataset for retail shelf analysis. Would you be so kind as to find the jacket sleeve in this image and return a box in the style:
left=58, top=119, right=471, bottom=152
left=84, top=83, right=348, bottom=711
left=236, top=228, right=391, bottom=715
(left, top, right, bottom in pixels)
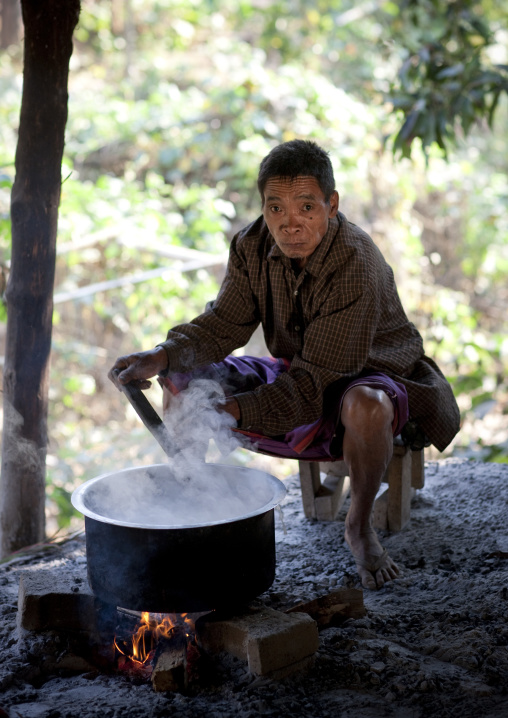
left=158, top=235, right=260, bottom=373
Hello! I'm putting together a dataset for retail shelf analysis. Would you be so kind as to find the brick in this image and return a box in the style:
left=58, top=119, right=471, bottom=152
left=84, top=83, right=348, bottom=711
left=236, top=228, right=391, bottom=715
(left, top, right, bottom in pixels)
left=17, top=567, right=98, bottom=633
left=196, top=606, right=319, bottom=677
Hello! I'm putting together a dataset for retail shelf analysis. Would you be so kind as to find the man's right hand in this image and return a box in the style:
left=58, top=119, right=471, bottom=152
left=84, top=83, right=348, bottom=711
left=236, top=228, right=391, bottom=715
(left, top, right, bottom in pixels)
left=108, top=346, right=169, bottom=391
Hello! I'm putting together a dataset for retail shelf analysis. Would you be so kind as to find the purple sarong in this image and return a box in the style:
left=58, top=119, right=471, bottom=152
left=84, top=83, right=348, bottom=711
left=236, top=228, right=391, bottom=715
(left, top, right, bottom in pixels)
left=160, top=356, right=409, bottom=461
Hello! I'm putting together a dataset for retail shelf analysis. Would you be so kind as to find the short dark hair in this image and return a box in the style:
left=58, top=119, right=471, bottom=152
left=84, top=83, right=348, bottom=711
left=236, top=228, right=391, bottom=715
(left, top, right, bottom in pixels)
left=257, top=140, right=335, bottom=203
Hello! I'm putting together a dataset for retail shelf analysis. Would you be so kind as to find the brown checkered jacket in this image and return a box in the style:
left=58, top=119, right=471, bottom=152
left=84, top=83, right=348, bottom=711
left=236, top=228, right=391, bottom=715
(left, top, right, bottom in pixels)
left=160, top=213, right=460, bottom=451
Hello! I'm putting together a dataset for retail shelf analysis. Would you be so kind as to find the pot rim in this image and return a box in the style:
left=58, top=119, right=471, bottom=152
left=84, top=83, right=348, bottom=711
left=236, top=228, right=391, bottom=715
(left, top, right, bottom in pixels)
left=71, top=463, right=287, bottom=530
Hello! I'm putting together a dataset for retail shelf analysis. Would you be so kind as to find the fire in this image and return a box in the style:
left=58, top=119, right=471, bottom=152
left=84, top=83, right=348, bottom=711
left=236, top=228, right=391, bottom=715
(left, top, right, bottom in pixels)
left=114, top=611, right=194, bottom=667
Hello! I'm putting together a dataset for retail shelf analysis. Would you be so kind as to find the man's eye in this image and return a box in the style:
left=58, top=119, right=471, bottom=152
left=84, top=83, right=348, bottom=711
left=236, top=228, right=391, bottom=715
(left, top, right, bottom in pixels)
left=303, top=204, right=313, bottom=211
left=270, top=206, right=280, bottom=212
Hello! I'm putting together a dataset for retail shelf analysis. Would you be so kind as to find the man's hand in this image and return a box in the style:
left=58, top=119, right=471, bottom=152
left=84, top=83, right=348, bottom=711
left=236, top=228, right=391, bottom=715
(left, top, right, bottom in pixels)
left=108, top=346, right=169, bottom=390
left=218, top=396, right=241, bottom=423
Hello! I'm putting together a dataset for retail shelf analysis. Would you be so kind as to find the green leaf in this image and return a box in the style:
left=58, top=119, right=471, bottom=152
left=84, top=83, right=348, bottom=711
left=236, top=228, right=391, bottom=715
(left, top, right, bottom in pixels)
left=435, top=63, right=465, bottom=80
left=399, top=109, right=421, bottom=140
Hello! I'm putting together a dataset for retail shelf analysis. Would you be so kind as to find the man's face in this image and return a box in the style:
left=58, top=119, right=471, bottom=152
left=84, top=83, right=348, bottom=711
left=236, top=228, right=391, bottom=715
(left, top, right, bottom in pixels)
left=262, top=176, right=339, bottom=268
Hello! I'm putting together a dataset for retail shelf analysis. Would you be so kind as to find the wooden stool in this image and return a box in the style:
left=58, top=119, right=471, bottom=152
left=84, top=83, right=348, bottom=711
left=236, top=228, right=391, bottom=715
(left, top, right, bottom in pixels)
left=298, top=445, right=424, bottom=531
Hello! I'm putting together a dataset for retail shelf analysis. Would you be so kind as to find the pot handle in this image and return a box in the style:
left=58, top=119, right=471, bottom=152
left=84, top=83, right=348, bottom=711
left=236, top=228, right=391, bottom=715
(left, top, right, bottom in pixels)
left=111, top=370, right=178, bottom=458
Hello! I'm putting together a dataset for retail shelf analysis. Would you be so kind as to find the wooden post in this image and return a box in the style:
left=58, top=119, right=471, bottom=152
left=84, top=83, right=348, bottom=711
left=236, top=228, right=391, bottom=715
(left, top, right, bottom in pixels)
left=385, top=445, right=412, bottom=531
left=411, top=449, right=425, bottom=489
left=0, top=0, right=80, bottom=556
left=302, top=448, right=425, bottom=531
left=314, top=474, right=350, bottom=521
left=298, top=462, right=321, bottom=519
left=298, top=460, right=351, bottom=521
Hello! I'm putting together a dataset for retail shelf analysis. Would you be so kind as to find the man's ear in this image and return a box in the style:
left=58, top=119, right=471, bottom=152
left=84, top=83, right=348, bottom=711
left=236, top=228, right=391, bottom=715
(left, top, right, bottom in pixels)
left=328, top=190, right=339, bottom=217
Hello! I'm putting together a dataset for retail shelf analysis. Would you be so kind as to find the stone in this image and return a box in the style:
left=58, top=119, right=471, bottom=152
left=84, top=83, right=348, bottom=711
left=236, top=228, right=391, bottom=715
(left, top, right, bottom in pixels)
left=17, top=567, right=97, bottom=633
left=460, top=680, right=495, bottom=697
left=1, top=703, right=53, bottom=718
left=196, top=605, right=319, bottom=677
left=370, top=661, right=386, bottom=673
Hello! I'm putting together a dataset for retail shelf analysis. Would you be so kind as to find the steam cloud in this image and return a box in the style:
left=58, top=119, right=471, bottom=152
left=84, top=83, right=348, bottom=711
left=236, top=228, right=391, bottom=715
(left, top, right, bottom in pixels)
left=76, top=378, right=282, bottom=527
left=162, top=377, right=246, bottom=468
left=85, top=462, right=277, bottom=527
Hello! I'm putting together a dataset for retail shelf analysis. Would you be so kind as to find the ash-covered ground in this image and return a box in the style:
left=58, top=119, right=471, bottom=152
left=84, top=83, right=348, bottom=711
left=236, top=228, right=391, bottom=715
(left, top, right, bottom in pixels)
left=0, top=459, right=507, bottom=718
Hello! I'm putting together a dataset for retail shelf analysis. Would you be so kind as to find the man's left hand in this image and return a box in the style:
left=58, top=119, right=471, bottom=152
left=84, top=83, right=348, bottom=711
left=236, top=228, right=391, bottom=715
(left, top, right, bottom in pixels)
left=218, top=396, right=240, bottom=423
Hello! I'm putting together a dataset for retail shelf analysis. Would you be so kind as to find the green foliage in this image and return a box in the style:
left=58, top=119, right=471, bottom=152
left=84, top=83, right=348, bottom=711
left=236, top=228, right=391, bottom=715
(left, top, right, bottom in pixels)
left=45, top=483, right=82, bottom=530
left=385, top=0, right=508, bottom=157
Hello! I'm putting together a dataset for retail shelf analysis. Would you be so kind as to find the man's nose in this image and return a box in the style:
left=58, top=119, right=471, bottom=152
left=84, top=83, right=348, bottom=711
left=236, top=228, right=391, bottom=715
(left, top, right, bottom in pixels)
left=282, top=212, right=301, bottom=234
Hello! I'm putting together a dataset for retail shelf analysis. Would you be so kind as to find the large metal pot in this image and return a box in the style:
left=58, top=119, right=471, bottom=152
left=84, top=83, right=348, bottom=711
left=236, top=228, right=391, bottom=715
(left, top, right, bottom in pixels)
left=72, top=463, right=286, bottom=613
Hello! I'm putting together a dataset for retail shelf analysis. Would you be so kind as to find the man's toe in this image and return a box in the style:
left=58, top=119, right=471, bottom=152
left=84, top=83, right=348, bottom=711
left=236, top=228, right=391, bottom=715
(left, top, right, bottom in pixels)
left=376, top=568, right=392, bottom=587
left=358, top=568, right=378, bottom=590
left=363, top=574, right=378, bottom=590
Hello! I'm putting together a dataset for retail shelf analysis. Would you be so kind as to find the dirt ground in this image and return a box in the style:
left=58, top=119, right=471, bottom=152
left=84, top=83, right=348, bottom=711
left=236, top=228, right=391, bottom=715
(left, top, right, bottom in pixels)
left=0, top=458, right=507, bottom=718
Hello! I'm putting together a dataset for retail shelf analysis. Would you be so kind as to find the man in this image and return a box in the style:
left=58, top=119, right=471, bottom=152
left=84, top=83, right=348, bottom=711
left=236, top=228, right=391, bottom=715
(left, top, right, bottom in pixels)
left=110, top=140, right=460, bottom=590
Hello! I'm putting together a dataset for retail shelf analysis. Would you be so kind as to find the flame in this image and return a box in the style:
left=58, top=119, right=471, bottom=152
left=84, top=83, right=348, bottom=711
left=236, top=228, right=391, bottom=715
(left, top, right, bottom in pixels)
left=114, top=612, right=193, bottom=666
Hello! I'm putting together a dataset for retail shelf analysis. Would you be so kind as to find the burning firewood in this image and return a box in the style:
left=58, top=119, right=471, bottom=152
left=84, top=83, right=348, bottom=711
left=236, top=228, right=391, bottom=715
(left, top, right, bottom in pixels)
left=151, top=638, right=204, bottom=692
left=112, top=610, right=203, bottom=692
left=286, top=588, right=365, bottom=628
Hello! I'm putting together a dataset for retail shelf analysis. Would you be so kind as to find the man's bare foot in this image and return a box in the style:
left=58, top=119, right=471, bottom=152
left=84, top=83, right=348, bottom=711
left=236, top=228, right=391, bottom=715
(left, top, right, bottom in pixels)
left=344, top=518, right=399, bottom=590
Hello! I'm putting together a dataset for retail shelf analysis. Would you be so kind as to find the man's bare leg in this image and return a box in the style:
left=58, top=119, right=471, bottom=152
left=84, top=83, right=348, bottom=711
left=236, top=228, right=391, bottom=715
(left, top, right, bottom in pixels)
left=341, top=386, right=400, bottom=590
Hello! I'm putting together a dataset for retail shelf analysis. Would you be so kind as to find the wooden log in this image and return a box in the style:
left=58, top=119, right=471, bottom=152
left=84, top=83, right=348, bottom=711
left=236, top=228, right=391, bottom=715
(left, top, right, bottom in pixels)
left=287, top=588, right=365, bottom=628
left=151, top=644, right=187, bottom=692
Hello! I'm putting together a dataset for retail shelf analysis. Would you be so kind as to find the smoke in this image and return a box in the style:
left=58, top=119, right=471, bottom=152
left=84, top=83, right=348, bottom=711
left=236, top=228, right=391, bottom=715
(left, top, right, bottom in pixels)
left=73, top=377, right=285, bottom=527
left=162, top=377, right=251, bottom=472
left=149, top=377, right=270, bottom=524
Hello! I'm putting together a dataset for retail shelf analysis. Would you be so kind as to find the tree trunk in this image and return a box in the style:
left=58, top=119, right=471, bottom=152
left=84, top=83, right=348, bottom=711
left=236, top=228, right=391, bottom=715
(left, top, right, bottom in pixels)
left=0, top=0, right=21, bottom=49
left=0, top=0, right=80, bottom=557
left=111, top=0, right=124, bottom=36
left=124, top=0, right=135, bottom=79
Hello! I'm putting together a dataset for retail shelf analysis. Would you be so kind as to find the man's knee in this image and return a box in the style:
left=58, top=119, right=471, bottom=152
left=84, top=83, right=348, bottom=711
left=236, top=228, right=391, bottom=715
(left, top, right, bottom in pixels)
left=340, top=386, right=394, bottom=433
